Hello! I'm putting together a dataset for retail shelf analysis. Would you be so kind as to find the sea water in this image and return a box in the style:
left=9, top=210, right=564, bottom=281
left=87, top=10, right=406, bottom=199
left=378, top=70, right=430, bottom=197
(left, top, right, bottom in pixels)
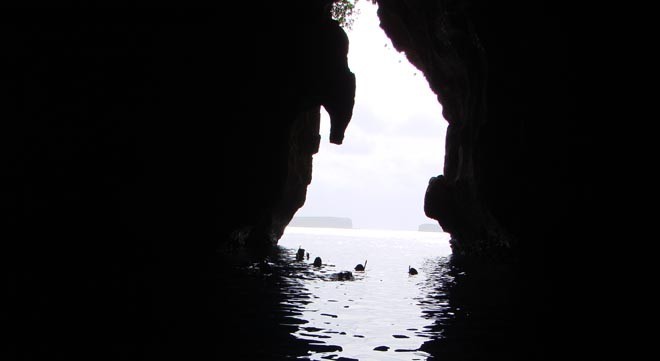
left=275, top=227, right=452, bottom=361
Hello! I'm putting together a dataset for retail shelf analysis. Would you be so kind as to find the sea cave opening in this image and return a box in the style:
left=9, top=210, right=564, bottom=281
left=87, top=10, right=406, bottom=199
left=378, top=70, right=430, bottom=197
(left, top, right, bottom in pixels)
left=275, top=3, right=454, bottom=358
left=288, top=0, right=448, bottom=234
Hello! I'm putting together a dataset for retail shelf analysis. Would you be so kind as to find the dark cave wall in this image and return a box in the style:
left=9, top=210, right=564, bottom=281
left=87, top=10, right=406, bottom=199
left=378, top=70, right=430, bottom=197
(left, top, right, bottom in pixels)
left=1, top=3, right=354, bottom=355
left=376, top=0, right=574, bottom=260
left=1, top=1, right=355, bottom=257
left=0, top=2, right=579, bottom=358
left=270, top=108, right=323, bottom=241
left=2, top=0, right=575, bottom=269
left=223, top=9, right=356, bottom=249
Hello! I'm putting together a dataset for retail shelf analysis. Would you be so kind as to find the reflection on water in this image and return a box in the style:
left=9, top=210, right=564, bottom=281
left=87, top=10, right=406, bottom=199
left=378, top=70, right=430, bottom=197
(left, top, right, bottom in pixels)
left=418, top=255, right=544, bottom=361
left=217, top=227, right=541, bottom=360
left=275, top=227, right=452, bottom=360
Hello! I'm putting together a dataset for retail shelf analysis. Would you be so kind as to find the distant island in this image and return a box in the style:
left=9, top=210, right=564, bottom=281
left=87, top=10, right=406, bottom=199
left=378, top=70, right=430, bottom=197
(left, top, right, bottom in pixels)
left=289, top=217, right=353, bottom=229
left=418, top=223, right=442, bottom=232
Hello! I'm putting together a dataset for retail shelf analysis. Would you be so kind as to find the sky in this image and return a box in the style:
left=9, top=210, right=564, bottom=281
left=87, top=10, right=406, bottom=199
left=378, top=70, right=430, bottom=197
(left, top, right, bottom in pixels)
left=295, top=1, right=448, bottom=231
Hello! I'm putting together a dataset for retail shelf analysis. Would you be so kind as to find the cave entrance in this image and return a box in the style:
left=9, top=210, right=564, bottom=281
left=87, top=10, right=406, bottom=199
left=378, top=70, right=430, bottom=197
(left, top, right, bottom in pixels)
left=292, top=1, right=447, bottom=232
left=274, top=4, right=451, bottom=358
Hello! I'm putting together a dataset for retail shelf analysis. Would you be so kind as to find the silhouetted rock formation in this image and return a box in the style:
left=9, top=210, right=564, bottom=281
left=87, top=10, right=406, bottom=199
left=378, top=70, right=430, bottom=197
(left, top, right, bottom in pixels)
left=376, top=0, right=580, bottom=263
left=2, top=1, right=354, bottom=358
left=375, top=2, right=577, bottom=357
left=3, top=2, right=355, bottom=250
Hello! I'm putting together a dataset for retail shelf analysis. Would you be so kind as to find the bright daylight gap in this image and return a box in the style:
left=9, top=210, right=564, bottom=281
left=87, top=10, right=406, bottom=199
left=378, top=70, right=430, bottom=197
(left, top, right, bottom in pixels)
left=293, top=1, right=448, bottom=231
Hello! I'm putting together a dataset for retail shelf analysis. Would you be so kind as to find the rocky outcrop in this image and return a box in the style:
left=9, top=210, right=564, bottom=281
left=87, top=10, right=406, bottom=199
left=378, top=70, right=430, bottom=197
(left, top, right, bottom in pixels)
left=376, top=0, right=576, bottom=261
left=2, top=3, right=354, bottom=356
left=223, top=2, right=356, bottom=250
left=2, top=1, right=355, bottom=257
left=270, top=109, right=323, bottom=240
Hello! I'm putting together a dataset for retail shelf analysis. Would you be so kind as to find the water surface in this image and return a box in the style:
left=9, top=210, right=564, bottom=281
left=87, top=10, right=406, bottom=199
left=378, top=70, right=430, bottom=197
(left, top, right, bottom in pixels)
left=275, top=227, right=453, bottom=360
left=220, top=227, right=538, bottom=360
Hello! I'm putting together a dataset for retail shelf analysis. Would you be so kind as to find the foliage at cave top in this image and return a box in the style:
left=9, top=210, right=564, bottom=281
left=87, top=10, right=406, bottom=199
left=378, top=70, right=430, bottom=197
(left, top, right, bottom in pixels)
left=331, top=0, right=376, bottom=30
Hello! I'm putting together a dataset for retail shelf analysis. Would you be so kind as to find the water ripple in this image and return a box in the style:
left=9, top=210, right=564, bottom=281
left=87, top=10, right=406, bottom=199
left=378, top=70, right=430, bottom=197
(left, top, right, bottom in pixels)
left=269, top=229, right=454, bottom=360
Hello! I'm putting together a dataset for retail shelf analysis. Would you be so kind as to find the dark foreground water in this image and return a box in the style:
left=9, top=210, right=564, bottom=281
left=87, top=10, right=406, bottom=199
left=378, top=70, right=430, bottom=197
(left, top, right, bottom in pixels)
left=4, top=227, right=544, bottom=360
left=216, top=227, right=544, bottom=361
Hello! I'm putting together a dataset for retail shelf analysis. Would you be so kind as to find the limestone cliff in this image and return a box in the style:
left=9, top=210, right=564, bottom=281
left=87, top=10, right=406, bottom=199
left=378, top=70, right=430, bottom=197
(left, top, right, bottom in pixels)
left=2, top=1, right=355, bottom=258
left=375, top=0, right=575, bottom=261
left=2, top=2, right=356, bottom=356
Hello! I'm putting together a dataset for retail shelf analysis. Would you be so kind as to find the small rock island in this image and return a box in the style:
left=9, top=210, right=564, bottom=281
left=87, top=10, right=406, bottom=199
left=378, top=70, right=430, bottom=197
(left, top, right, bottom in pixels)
left=289, top=217, right=353, bottom=229
left=418, top=223, right=442, bottom=232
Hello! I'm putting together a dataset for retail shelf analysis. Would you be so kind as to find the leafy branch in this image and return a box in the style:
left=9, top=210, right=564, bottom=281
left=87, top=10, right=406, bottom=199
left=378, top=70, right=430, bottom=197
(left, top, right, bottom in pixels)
left=330, top=0, right=377, bottom=30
